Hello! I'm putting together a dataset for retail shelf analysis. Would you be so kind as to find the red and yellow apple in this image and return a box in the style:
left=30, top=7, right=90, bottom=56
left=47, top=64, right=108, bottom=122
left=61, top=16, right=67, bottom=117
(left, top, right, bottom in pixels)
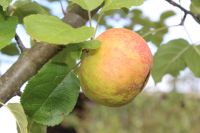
left=79, top=28, right=152, bottom=107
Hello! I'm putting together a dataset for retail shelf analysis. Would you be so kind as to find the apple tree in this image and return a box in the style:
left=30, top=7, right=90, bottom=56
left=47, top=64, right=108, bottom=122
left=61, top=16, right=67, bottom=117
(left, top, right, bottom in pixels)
left=0, top=0, right=200, bottom=132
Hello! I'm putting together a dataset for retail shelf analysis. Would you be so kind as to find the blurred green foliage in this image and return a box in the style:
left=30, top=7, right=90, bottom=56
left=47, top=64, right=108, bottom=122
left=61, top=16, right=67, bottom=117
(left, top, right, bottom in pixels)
left=65, top=92, right=200, bottom=133
left=190, top=0, right=200, bottom=15
left=98, top=9, right=175, bottom=47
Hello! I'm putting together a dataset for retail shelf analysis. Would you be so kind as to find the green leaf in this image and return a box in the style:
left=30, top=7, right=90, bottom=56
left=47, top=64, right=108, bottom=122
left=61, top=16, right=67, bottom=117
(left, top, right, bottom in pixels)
left=1, top=43, right=19, bottom=56
left=17, top=117, right=47, bottom=133
left=152, top=39, right=190, bottom=83
left=27, top=118, right=47, bottom=133
left=24, top=14, right=94, bottom=44
left=21, top=63, right=80, bottom=126
left=79, top=40, right=101, bottom=49
left=52, top=40, right=100, bottom=65
left=184, top=45, right=200, bottom=77
left=0, top=13, right=18, bottom=49
left=190, top=0, right=200, bottom=14
left=69, top=0, right=104, bottom=11
left=102, top=0, right=144, bottom=12
left=160, top=11, right=176, bottom=21
left=12, top=1, right=49, bottom=23
left=6, top=103, right=28, bottom=133
left=52, top=45, right=82, bottom=66
left=0, top=0, right=12, bottom=11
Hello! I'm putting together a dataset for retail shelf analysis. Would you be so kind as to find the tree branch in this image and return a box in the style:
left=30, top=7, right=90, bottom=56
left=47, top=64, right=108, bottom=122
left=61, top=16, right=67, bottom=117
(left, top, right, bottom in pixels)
left=165, top=0, right=200, bottom=24
left=180, top=13, right=187, bottom=25
left=0, top=5, right=97, bottom=104
left=0, top=43, right=61, bottom=103
left=15, top=34, right=26, bottom=53
left=59, top=0, right=66, bottom=15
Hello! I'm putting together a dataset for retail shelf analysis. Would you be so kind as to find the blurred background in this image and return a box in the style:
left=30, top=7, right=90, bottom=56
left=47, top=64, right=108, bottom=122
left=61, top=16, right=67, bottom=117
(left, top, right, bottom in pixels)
left=0, top=0, right=200, bottom=132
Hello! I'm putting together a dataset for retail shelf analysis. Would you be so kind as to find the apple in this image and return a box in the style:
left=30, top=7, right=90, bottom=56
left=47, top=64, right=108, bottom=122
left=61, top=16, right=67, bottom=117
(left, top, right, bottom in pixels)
left=79, top=28, right=153, bottom=107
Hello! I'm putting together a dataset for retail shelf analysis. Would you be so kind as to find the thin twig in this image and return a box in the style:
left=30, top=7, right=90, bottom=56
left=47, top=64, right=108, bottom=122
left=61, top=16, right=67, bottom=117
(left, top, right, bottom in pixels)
left=15, top=34, right=26, bottom=53
left=166, top=0, right=191, bottom=14
left=59, top=0, right=66, bottom=15
left=93, top=12, right=104, bottom=38
left=88, top=11, right=92, bottom=27
left=180, top=13, right=187, bottom=25
left=165, top=0, right=200, bottom=24
left=88, top=11, right=93, bottom=40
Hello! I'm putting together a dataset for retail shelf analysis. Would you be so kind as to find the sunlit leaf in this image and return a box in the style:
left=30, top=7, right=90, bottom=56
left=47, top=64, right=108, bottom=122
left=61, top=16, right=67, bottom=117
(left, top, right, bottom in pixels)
left=6, top=103, right=28, bottom=133
left=79, top=40, right=101, bottom=49
left=24, top=14, right=94, bottom=44
left=0, top=13, right=18, bottom=49
left=184, top=45, right=200, bottom=77
left=102, top=0, right=144, bottom=12
left=0, top=0, right=12, bottom=11
left=69, top=0, right=103, bottom=11
left=152, top=39, right=190, bottom=82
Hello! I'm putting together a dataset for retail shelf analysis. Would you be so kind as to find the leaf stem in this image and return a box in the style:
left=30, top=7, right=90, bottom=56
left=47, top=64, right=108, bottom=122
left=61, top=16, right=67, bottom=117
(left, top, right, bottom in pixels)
left=93, top=12, right=104, bottom=39
left=88, top=11, right=94, bottom=40
left=88, top=11, right=92, bottom=28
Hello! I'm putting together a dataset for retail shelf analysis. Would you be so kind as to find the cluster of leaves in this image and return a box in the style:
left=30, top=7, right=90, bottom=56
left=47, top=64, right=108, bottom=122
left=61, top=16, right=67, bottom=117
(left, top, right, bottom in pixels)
left=152, top=39, right=200, bottom=82
left=0, top=0, right=148, bottom=132
left=98, top=8, right=175, bottom=47
left=190, top=0, right=200, bottom=23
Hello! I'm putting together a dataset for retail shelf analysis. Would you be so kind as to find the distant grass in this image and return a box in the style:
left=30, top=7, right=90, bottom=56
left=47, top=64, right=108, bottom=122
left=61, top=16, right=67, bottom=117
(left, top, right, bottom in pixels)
left=64, top=92, right=200, bottom=133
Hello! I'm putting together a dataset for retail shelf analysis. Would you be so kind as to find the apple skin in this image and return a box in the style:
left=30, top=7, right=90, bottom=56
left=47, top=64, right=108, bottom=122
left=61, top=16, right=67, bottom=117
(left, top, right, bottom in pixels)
left=79, top=28, right=153, bottom=107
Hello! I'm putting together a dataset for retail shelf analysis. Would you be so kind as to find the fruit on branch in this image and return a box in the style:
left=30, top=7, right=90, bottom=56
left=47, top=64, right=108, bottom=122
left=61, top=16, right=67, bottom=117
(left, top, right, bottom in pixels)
left=79, top=28, right=152, bottom=107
